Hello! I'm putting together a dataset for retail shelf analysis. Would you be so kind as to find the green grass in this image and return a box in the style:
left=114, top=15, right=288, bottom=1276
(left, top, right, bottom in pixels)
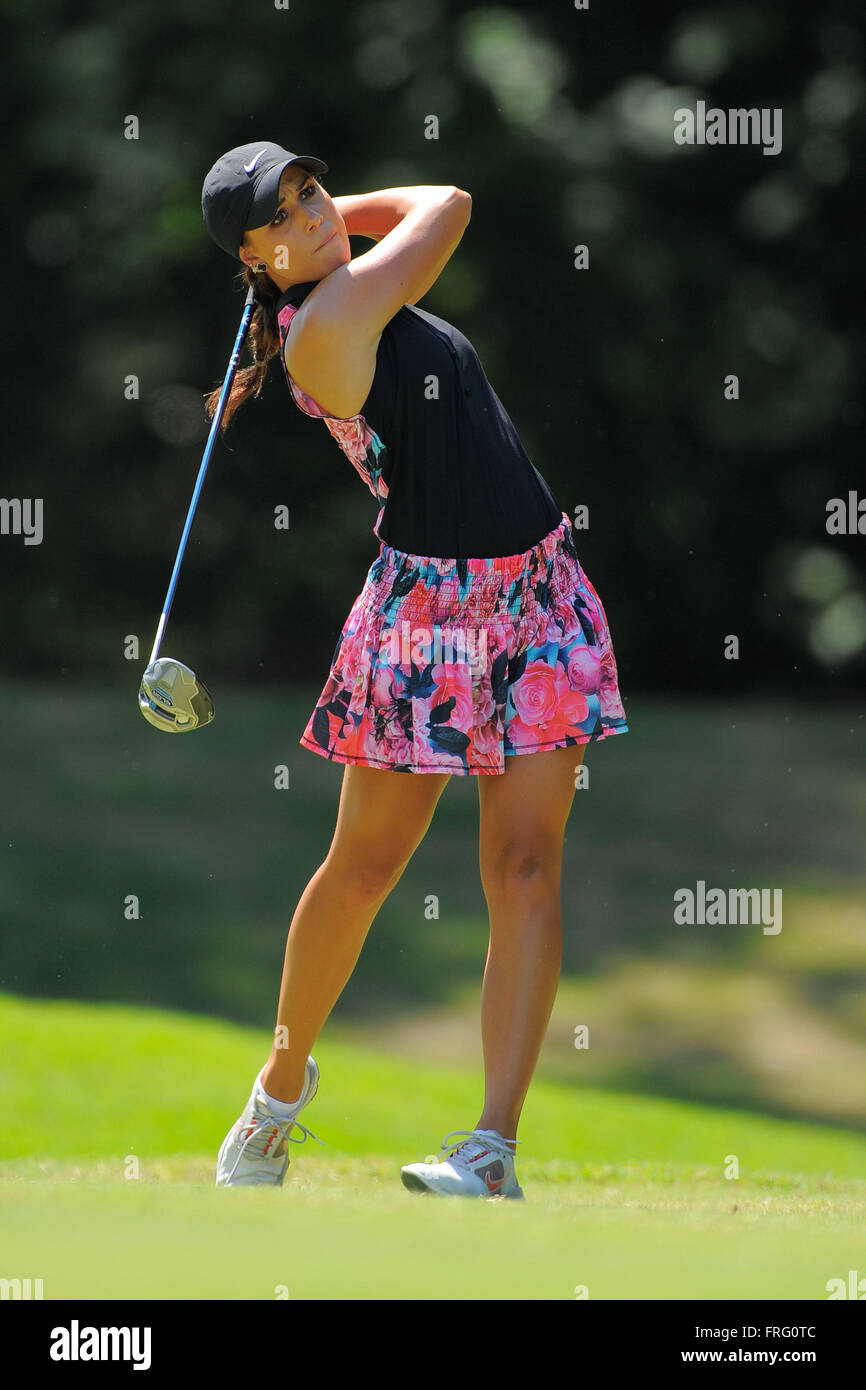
left=1, top=993, right=865, bottom=1300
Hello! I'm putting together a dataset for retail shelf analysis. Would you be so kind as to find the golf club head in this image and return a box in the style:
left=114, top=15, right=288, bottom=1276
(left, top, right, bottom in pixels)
left=138, top=658, right=214, bottom=732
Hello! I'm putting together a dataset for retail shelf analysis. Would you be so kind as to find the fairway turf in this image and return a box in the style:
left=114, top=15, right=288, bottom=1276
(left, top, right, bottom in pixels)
left=1, top=993, right=865, bottom=1300
left=2, top=1160, right=865, bottom=1300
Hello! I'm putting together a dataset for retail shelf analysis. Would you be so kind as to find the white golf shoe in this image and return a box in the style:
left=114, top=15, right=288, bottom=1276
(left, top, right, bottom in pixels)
left=215, top=1059, right=324, bottom=1187
left=401, top=1128, right=524, bottom=1199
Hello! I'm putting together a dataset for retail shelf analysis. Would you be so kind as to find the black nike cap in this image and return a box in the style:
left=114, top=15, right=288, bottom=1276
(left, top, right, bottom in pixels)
left=201, top=141, right=329, bottom=258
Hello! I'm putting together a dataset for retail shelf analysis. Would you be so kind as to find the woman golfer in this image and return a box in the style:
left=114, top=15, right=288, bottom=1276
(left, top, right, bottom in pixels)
left=201, top=141, right=629, bottom=1198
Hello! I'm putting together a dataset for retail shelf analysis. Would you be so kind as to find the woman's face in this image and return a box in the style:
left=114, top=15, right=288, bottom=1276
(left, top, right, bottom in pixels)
left=239, top=164, right=350, bottom=291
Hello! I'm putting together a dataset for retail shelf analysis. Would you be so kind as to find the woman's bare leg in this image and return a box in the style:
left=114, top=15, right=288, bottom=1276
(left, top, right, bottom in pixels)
left=474, top=743, right=586, bottom=1141
left=260, top=762, right=451, bottom=1101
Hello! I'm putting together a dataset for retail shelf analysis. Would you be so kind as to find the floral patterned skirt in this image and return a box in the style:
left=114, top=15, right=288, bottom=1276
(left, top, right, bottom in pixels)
left=299, top=511, right=629, bottom=774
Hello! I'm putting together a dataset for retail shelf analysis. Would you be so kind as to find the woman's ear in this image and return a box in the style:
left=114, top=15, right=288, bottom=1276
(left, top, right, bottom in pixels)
left=238, top=237, right=260, bottom=272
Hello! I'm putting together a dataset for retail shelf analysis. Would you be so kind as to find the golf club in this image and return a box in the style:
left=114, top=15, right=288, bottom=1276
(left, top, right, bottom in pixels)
left=138, top=283, right=257, bottom=732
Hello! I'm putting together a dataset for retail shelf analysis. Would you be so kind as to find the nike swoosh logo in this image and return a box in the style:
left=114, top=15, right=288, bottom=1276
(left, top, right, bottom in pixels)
left=484, top=1173, right=505, bottom=1193
left=243, top=148, right=268, bottom=173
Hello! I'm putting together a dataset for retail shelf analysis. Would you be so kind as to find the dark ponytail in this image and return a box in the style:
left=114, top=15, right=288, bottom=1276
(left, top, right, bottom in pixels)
left=203, top=263, right=283, bottom=433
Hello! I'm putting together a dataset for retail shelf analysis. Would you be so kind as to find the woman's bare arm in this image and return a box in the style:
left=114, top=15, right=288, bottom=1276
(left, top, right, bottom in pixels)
left=330, top=191, right=396, bottom=242
left=296, top=186, right=471, bottom=352
left=330, top=188, right=453, bottom=243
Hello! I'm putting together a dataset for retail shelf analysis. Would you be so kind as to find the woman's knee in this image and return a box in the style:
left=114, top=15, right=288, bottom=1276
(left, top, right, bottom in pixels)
left=479, top=830, right=564, bottom=892
left=322, top=842, right=410, bottom=901
left=325, top=816, right=433, bottom=897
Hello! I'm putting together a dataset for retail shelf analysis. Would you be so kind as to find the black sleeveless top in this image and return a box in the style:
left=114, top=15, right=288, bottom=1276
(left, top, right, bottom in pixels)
left=275, top=279, right=562, bottom=559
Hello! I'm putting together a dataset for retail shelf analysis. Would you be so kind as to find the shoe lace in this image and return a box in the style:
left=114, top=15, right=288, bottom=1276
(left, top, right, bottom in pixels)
left=226, top=1104, right=326, bottom=1182
left=435, top=1129, right=519, bottom=1166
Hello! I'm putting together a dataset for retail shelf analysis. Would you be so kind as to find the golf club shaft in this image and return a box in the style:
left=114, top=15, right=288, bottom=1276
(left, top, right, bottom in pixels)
left=147, top=283, right=257, bottom=668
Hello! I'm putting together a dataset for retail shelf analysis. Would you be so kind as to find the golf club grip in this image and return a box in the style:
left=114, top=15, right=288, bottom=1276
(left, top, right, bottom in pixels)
left=146, top=287, right=258, bottom=668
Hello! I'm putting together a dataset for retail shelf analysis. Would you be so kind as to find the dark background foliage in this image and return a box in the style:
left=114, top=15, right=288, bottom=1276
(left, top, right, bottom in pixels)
left=3, top=0, right=863, bottom=695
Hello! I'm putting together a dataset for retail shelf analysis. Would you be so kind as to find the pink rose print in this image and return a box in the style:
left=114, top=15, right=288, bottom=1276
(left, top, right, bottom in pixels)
left=372, top=661, right=402, bottom=707
left=430, top=663, right=473, bottom=733
left=566, top=644, right=602, bottom=693
left=472, top=670, right=496, bottom=727
left=335, top=632, right=367, bottom=692
left=471, top=719, right=502, bottom=760
left=509, top=661, right=590, bottom=747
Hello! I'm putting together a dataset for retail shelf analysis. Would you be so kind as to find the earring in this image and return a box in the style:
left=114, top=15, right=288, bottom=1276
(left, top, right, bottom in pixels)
left=253, top=262, right=267, bottom=273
